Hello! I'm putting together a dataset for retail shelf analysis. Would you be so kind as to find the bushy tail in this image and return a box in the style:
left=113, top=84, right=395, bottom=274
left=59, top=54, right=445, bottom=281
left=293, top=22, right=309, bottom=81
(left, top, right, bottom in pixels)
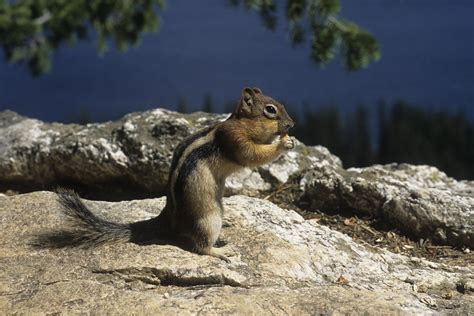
left=36, top=188, right=132, bottom=248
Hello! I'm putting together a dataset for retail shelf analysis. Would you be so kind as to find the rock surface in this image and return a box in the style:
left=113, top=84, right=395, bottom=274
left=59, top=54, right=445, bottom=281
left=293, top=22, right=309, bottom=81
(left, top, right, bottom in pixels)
left=1, top=192, right=473, bottom=314
left=301, top=163, right=474, bottom=248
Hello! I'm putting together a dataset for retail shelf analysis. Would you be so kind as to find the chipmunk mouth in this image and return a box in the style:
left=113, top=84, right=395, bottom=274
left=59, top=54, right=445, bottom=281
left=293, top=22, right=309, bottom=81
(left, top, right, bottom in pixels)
left=277, top=126, right=292, bottom=136
left=275, top=130, right=289, bottom=137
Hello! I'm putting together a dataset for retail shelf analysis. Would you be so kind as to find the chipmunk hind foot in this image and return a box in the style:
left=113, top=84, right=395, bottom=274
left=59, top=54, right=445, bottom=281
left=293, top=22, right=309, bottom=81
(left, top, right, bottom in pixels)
left=197, top=246, right=231, bottom=263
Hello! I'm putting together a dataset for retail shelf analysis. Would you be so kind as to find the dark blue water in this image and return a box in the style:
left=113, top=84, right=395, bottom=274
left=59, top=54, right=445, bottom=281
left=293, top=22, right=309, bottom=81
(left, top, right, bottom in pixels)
left=0, top=0, right=473, bottom=122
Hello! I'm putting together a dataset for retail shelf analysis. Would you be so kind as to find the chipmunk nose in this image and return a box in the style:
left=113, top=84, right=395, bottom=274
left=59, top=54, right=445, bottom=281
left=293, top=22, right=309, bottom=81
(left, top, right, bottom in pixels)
left=285, top=120, right=295, bottom=130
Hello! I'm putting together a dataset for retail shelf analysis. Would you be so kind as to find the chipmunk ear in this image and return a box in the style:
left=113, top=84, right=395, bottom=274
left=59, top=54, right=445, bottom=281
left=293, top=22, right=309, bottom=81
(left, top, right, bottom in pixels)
left=230, top=87, right=259, bottom=119
left=239, top=87, right=255, bottom=115
left=252, top=87, right=262, bottom=94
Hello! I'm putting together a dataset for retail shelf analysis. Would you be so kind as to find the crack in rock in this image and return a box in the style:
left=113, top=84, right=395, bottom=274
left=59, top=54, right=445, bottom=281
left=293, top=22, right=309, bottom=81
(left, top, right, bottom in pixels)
left=92, top=267, right=244, bottom=288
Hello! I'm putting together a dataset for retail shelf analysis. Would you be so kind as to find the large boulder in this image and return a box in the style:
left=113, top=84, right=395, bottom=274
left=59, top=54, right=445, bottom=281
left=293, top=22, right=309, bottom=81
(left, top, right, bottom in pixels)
left=0, top=109, right=219, bottom=197
left=1, top=192, right=472, bottom=314
left=0, top=110, right=339, bottom=198
left=301, top=163, right=474, bottom=248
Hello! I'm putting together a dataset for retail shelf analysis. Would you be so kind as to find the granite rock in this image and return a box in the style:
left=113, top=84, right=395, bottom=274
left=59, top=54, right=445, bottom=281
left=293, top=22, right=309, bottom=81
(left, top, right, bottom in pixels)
left=0, top=191, right=472, bottom=314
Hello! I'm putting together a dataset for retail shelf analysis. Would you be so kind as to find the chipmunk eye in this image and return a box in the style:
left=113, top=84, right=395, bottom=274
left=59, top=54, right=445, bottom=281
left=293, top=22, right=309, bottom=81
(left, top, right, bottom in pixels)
left=264, top=104, right=277, bottom=116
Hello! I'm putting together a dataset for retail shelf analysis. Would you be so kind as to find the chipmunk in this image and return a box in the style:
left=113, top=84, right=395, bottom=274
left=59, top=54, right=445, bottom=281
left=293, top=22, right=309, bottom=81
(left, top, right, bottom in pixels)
left=51, top=87, right=295, bottom=262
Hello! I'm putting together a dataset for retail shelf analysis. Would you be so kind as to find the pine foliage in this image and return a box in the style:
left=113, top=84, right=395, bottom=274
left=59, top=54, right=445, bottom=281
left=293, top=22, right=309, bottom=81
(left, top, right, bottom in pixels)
left=0, top=0, right=165, bottom=75
left=231, top=0, right=380, bottom=70
left=0, top=0, right=379, bottom=75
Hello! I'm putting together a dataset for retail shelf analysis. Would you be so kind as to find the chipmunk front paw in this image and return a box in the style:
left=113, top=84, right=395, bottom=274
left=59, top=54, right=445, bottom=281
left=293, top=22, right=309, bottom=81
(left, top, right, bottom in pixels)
left=279, top=135, right=295, bottom=150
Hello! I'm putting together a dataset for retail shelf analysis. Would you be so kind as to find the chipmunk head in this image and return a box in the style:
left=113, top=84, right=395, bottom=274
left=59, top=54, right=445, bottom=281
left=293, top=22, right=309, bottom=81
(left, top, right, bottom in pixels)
left=231, top=87, right=295, bottom=143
